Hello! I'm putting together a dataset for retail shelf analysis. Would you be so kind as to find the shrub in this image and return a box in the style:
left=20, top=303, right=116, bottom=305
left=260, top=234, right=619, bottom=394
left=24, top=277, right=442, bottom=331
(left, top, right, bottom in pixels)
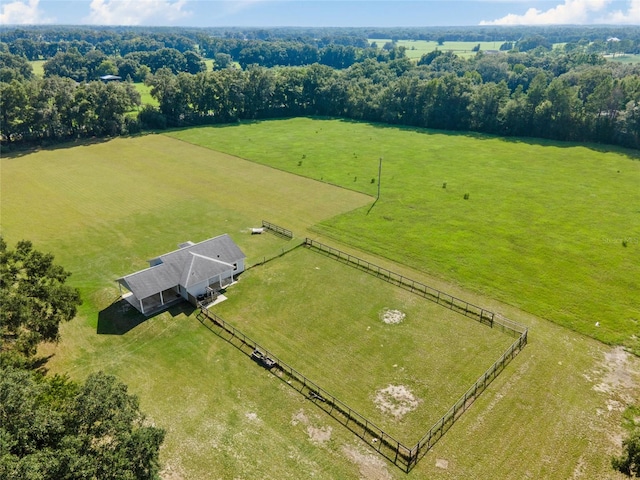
left=138, top=105, right=167, bottom=130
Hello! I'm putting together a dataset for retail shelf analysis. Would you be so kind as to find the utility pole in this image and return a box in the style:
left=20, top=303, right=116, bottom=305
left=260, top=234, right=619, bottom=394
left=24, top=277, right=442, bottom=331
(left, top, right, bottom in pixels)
left=377, top=156, right=382, bottom=200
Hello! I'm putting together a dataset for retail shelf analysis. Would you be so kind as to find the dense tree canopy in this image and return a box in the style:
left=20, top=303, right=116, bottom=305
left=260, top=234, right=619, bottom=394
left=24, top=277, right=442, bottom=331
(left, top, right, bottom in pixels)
left=613, top=406, right=640, bottom=477
left=1, top=26, right=639, bottom=149
left=0, top=238, right=82, bottom=362
left=0, top=239, right=165, bottom=478
left=0, top=368, right=165, bottom=480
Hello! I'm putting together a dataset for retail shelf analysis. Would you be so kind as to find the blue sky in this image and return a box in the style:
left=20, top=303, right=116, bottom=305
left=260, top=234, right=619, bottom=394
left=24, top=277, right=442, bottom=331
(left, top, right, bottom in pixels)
left=1, top=0, right=638, bottom=26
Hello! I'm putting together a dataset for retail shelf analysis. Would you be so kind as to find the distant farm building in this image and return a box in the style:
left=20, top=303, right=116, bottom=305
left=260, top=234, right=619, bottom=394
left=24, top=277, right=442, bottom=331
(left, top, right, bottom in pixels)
left=100, top=75, right=122, bottom=82
left=117, top=234, right=245, bottom=315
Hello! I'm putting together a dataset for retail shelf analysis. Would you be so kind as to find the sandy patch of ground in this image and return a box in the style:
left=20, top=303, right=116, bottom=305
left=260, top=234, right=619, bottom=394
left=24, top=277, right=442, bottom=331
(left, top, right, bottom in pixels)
left=160, top=461, right=186, bottom=480
left=307, top=425, right=333, bottom=444
left=435, top=458, right=449, bottom=469
left=593, top=346, right=640, bottom=404
left=245, top=412, right=260, bottom=422
left=380, top=308, right=405, bottom=324
left=343, top=445, right=392, bottom=480
left=291, top=409, right=332, bottom=444
left=291, top=409, right=309, bottom=426
left=374, top=385, right=420, bottom=419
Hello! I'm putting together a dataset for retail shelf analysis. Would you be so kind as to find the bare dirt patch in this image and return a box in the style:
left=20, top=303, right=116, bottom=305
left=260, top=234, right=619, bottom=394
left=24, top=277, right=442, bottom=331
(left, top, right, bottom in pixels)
left=307, top=425, right=332, bottom=444
left=343, top=445, right=392, bottom=480
left=380, top=308, right=405, bottom=324
left=291, top=409, right=332, bottom=444
left=374, top=384, right=420, bottom=419
left=435, top=458, right=449, bottom=469
left=291, top=409, right=309, bottom=426
left=160, top=461, right=186, bottom=480
left=245, top=412, right=259, bottom=422
left=593, top=346, right=640, bottom=404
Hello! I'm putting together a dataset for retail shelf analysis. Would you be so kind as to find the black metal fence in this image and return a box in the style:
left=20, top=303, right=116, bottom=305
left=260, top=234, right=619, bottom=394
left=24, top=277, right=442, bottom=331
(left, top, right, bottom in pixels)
left=262, top=220, right=293, bottom=239
left=198, top=235, right=529, bottom=472
left=246, top=239, right=303, bottom=270
left=303, top=238, right=527, bottom=337
left=408, top=330, right=527, bottom=468
left=197, top=307, right=415, bottom=469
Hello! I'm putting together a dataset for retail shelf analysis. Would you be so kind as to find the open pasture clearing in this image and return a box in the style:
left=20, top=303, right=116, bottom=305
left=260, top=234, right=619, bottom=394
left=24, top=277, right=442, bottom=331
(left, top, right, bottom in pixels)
left=212, top=245, right=515, bottom=444
left=29, top=59, right=46, bottom=77
left=168, top=118, right=640, bottom=356
left=133, top=82, right=160, bottom=107
left=0, top=134, right=371, bottom=315
left=369, top=39, right=506, bottom=59
left=606, top=53, right=640, bottom=64
left=2, top=133, right=639, bottom=479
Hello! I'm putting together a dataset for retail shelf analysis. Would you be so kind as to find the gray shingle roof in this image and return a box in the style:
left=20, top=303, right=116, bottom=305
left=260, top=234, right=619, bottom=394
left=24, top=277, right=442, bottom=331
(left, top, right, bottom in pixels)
left=118, top=234, right=245, bottom=299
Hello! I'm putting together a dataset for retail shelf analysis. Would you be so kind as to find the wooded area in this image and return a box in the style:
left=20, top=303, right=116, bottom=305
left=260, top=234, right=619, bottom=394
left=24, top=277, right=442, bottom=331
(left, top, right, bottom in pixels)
left=0, top=238, right=165, bottom=479
left=1, top=25, right=639, bottom=149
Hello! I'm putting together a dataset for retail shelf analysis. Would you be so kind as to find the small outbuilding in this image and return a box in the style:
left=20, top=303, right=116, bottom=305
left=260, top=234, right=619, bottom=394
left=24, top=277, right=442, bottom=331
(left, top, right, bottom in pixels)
left=117, top=234, right=245, bottom=315
left=100, top=75, right=122, bottom=82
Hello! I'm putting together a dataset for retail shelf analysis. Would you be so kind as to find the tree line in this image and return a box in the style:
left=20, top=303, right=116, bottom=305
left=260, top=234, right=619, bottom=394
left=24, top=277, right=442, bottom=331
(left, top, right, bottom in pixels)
left=4, top=49, right=638, bottom=149
left=3, top=25, right=640, bottom=57
left=1, top=26, right=640, bottom=149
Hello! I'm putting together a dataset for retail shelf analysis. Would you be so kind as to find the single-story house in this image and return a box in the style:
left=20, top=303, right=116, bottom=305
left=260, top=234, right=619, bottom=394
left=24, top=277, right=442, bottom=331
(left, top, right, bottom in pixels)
left=117, top=234, right=245, bottom=315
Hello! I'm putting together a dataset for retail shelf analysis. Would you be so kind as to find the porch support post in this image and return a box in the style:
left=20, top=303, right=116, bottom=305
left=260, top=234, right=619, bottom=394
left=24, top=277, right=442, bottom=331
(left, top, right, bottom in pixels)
left=160, top=290, right=164, bottom=305
left=140, top=299, right=145, bottom=315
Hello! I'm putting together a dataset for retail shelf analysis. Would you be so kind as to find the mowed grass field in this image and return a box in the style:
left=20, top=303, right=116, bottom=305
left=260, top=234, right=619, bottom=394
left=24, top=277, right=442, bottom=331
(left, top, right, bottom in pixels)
left=134, top=82, right=160, bottom=107
left=167, top=118, right=640, bottom=357
left=2, top=131, right=639, bottom=479
left=369, top=39, right=506, bottom=59
left=214, top=246, right=515, bottom=443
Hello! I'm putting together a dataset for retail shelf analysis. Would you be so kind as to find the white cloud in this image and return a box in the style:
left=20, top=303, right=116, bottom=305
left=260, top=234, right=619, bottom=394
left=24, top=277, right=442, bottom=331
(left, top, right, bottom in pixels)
left=0, top=0, right=52, bottom=25
left=480, top=0, right=615, bottom=25
left=86, top=0, right=191, bottom=25
left=602, top=0, right=640, bottom=23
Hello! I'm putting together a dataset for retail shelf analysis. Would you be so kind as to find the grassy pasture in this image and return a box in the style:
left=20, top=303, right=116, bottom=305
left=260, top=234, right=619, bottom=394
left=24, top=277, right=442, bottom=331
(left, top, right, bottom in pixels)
left=214, top=246, right=515, bottom=443
left=606, top=53, right=640, bottom=64
left=2, top=132, right=639, bottom=479
left=29, top=59, right=46, bottom=77
left=369, top=39, right=506, bottom=59
left=167, top=118, right=640, bottom=356
left=133, top=82, right=159, bottom=107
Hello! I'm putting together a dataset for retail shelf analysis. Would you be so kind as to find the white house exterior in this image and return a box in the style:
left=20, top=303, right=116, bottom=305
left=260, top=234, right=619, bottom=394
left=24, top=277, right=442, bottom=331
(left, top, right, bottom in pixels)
left=117, top=234, right=245, bottom=315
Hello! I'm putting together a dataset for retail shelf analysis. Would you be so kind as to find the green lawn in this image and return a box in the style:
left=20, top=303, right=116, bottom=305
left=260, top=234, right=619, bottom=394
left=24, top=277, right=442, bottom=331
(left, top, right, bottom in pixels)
left=214, top=246, right=515, bottom=443
left=29, top=59, right=46, bottom=77
left=606, top=53, right=640, bottom=64
left=2, top=131, right=639, bottom=479
left=167, top=119, right=640, bottom=356
left=369, top=39, right=506, bottom=59
left=133, top=82, right=159, bottom=107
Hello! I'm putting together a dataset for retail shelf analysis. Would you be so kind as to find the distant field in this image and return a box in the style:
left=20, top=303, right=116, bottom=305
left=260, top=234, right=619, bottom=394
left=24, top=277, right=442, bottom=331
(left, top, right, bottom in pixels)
left=369, top=38, right=506, bottom=59
left=168, top=118, right=640, bottom=356
left=133, top=82, right=159, bottom=107
left=605, top=53, right=640, bottom=64
left=30, top=59, right=45, bottom=77
left=2, top=131, right=639, bottom=479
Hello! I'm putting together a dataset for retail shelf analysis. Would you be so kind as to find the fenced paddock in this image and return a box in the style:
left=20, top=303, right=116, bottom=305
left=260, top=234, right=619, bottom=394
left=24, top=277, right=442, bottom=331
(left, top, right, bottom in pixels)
left=304, top=238, right=526, bottom=337
left=200, top=237, right=528, bottom=472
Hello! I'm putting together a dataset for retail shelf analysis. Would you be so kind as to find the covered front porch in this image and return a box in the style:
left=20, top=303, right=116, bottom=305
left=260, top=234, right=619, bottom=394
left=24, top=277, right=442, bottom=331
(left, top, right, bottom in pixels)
left=121, top=285, right=184, bottom=316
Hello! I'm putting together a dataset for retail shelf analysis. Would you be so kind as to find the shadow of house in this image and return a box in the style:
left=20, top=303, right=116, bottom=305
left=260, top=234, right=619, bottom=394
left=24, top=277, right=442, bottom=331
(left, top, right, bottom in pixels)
left=116, top=234, right=245, bottom=316
left=97, top=297, right=196, bottom=335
